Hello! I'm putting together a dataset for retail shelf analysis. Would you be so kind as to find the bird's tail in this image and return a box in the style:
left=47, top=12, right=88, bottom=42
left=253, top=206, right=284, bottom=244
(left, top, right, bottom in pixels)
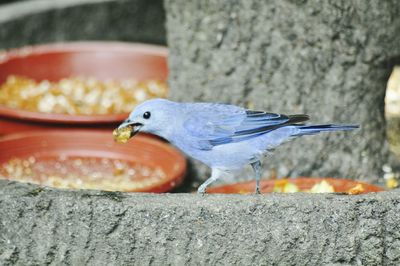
left=292, top=124, right=359, bottom=136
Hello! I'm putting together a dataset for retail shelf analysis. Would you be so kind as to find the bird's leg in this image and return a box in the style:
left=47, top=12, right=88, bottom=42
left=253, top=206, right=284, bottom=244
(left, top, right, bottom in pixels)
left=251, top=161, right=262, bottom=194
left=197, top=168, right=224, bottom=194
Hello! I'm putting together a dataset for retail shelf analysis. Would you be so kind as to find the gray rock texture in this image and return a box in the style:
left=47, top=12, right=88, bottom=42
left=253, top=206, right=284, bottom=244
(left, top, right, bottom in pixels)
left=1, top=180, right=400, bottom=266
left=0, top=0, right=166, bottom=50
left=165, top=0, right=400, bottom=183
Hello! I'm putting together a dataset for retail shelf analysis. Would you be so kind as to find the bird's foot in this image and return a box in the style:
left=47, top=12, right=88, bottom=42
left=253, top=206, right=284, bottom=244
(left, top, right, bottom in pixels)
left=197, top=185, right=207, bottom=195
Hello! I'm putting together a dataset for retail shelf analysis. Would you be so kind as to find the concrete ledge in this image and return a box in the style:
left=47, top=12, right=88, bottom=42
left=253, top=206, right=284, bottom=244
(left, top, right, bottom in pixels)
left=1, top=180, right=400, bottom=265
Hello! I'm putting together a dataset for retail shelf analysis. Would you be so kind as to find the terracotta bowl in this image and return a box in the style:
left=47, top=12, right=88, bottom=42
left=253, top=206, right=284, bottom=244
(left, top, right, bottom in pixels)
left=0, top=130, right=186, bottom=193
left=207, top=178, right=384, bottom=194
left=0, top=42, right=168, bottom=133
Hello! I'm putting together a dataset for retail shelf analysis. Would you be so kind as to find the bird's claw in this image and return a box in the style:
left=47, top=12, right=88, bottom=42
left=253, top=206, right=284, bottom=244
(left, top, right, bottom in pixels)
left=197, top=186, right=207, bottom=195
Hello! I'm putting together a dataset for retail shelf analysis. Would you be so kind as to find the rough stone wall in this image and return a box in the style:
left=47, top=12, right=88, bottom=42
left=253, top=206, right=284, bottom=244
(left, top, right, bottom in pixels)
left=165, top=0, right=400, bottom=183
left=0, top=0, right=166, bottom=50
left=1, top=180, right=400, bottom=266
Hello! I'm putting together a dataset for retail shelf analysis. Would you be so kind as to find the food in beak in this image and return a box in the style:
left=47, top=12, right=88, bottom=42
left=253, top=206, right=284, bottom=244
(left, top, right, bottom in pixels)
left=113, top=125, right=133, bottom=143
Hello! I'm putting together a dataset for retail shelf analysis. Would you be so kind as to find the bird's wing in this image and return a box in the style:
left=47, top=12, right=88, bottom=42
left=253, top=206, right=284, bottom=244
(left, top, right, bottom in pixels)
left=183, top=103, right=309, bottom=149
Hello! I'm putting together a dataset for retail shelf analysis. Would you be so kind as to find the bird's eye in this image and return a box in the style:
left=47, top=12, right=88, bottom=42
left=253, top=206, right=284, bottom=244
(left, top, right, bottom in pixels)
left=143, top=111, right=151, bottom=119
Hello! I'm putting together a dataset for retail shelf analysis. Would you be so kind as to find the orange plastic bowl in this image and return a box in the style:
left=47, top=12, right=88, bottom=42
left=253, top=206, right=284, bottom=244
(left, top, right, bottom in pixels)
left=0, top=42, right=168, bottom=133
left=0, top=130, right=186, bottom=193
left=207, top=178, right=384, bottom=194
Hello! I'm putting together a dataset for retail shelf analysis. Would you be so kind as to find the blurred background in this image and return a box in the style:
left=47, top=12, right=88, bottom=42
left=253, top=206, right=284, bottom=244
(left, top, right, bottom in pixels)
left=0, top=0, right=166, bottom=48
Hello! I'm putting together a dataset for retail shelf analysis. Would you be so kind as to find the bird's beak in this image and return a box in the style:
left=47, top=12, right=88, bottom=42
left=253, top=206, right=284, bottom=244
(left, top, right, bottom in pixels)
left=118, top=120, right=143, bottom=138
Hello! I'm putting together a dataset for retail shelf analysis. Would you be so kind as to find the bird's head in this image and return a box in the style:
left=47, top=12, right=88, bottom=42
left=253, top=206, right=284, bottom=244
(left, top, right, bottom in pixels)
left=116, top=98, right=177, bottom=141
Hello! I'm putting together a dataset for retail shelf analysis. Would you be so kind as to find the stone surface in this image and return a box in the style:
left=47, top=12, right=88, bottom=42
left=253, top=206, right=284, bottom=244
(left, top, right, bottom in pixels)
left=1, top=2, right=400, bottom=264
left=0, top=0, right=166, bottom=50
left=165, top=0, right=400, bottom=183
left=1, top=180, right=400, bottom=265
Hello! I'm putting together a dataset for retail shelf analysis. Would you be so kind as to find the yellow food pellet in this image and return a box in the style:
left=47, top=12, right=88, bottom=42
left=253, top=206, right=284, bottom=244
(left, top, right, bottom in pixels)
left=113, top=126, right=133, bottom=143
left=0, top=157, right=167, bottom=192
left=386, top=177, right=399, bottom=189
left=309, top=180, right=335, bottom=193
left=347, top=184, right=365, bottom=195
left=273, top=179, right=288, bottom=193
left=273, top=180, right=301, bottom=193
left=0, top=75, right=168, bottom=115
left=282, top=183, right=300, bottom=193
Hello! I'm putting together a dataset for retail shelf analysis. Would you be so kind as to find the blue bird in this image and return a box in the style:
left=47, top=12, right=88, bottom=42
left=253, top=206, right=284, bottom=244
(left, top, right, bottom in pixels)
left=118, top=99, right=358, bottom=194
